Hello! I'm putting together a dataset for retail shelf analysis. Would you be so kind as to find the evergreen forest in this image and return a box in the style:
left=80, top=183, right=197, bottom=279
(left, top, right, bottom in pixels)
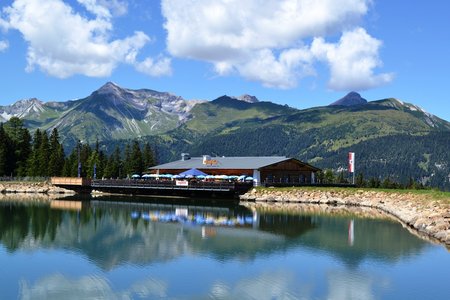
left=0, top=117, right=157, bottom=179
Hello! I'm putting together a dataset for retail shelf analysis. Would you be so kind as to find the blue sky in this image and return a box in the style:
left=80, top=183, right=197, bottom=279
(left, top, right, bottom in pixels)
left=0, top=0, right=449, bottom=121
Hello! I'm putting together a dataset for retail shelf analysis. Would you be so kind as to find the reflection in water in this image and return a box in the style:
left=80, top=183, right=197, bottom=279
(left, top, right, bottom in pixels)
left=18, top=269, right=385, bottom=300
left=20, top=274, right=168, bottom=300
left=209, top=271, right=298, bottom=300
left=348, top=219, right=354, bottom=246
left=326, top=270, right=389, bottom=300
left=1, top=196, right=448, bottom=299
left=0, top=198, right=429, bottom=268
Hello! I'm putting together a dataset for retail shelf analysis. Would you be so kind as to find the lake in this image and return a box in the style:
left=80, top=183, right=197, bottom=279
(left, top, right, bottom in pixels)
left=0, top=196, right=449, bottom=299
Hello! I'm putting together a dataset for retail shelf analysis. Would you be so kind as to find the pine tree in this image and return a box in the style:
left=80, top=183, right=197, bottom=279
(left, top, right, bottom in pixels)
left=4, top=117, right=31, bottom=176
left=356, top=173, right=365, bottom=187
left=123, top=143, right=131, bottom=178
left=87, top=150, right=99, bottom=179
left=79, top=143, right=92, bottom=177
left=62, top=150, right=77, bottom=177
left=324, top=169, right=335, bottom=184
left=104, top=145, right=122, bottom=178
left=407, top=176, right=415, bottom=189
left=368, top=177, right=381, bottom=188
left=27, top=129, right=42, bottom=177
left=113, top=145, right=122, bottom=178
left=86, top=140, right=106, bottom=179
left=37, top=131, right=49, bottom=177
left=0, top=124, right=10, bottom=176
left=129, top=140, right=144, bottom=175
left=316, top=170, right=324, bottom=184
left=104, top=155, right=114, bottom=179
left=337, top=171, right=347, bottom=184
left=97, top=149, right=106, bottom=179
left=143, top=142, right=156, bottom=169
left=16, top=128, right=31, bottom=177
left=48, top=128, right=65, bottom=176
left=381, top=176, right=393, bottom=189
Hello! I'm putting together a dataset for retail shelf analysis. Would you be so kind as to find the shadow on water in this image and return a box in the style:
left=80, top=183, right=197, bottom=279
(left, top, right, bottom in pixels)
left=0, top=195, right=430, bottom=270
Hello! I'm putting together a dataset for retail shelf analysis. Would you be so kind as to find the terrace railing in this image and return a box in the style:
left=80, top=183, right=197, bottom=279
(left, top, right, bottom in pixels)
left=92, top=179, right=253, bottom=192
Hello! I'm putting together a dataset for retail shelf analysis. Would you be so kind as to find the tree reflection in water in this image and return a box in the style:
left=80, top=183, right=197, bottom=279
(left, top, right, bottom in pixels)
left=0, top=197, right=429, bottom=269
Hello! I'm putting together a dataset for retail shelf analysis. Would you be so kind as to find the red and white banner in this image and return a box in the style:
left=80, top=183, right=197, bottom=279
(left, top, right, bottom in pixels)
left=348, top=152, right=355, bottom=173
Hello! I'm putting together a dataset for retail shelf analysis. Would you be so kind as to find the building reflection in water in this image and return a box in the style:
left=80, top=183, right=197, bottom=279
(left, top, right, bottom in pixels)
left=1, top=196, right=441, bottom=300
left=0, top=197, right=428, bottom=270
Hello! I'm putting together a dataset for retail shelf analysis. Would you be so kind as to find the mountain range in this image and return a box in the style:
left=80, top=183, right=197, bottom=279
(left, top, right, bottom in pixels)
left=1, top=82, right=449, bottom=189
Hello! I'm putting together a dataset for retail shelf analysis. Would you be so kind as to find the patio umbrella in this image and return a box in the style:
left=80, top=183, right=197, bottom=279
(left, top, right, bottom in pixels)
left=131, top=174, right=141, bottom=179
left=178, top=168, right=208, bottom=177
left=141, top=174, right=152, bottom=178
left=245, top=176, right=254, bottom=181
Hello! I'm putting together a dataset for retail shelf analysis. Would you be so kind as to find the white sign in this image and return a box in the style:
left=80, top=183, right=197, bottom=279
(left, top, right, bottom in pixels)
left=175, top=208, right=188, bottom=217
left=175, top=180, right=189, bottom=187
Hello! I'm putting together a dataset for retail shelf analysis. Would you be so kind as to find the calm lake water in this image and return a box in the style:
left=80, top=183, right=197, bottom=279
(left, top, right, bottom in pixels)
left=0, top=196, right=449, bottom=300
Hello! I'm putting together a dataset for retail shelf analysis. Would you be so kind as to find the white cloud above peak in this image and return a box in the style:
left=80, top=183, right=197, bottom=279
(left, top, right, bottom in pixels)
left=162, top=0, right=392, bottom=91
left=312, top=28, right=394, bottom=91
left=1, top=0, right=170, bottom=78
left=0, top=40, right=8, bottom=52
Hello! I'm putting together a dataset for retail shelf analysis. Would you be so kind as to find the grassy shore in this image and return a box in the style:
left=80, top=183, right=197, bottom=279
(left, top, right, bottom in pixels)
left=255, top=186, right=450, bottom=203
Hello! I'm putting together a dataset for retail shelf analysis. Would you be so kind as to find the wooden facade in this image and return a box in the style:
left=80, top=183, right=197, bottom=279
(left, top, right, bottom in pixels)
left=259, top=159, right=318, bottom=184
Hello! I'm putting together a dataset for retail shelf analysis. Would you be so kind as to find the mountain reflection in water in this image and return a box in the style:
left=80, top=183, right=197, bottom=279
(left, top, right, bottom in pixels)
left=0, top=197, right=428, bottom=270
left=1, top=196, right=449, bottom=300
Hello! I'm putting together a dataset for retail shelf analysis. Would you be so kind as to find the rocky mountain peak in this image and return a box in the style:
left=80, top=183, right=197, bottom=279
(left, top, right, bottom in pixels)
left=329, top=92, right=368, bottom=106
left=96, top=81, right=123, bottom=96
left=235, top=94, right=259, bottom=103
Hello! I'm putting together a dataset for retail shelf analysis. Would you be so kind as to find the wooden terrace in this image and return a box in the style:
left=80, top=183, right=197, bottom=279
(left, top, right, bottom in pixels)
left=51, top=177, right=253, bottom=198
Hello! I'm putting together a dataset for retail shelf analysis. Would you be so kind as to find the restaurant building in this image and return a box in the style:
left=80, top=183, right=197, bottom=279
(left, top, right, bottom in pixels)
left=148, top=154, right=321, bottom=186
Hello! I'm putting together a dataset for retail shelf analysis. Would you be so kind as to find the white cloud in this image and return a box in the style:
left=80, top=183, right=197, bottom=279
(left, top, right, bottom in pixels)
left=0, top=17, right=8, bottom=31
left=311, top=28, right=394, bottom=91
left=76, top=0, right=127, bottom=18
left=0, top=40, right=8, bottom=52
left=162, top=0, right=391, bottom=90
left=98, top=0, right=128, bottom=17
left=77, top=0, right=112, bottom=19
left=2, top=0, right=170, bottom=78
left=135, top=56, right=172, bottom=77
left=236, top=48, right=315, bottom=89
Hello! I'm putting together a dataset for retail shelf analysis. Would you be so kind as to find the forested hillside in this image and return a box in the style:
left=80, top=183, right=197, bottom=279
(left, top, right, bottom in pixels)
left=1, top=84, right=449, bottom=190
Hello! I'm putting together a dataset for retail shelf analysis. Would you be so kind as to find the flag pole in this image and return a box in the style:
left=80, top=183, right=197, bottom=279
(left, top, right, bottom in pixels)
left=349, top=152, right=355, bottom=185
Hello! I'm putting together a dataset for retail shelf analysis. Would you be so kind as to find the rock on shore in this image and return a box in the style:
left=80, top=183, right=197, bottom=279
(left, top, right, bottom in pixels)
left=240, top=188, right=450, bottom=247
left=0, top=182, right=74, bottom=195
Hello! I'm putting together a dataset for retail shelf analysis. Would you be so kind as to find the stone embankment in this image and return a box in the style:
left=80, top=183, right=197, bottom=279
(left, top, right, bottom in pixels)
left=240, top=188, right=450, bottom=247
left=0, top=182, right=74, bottom=195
